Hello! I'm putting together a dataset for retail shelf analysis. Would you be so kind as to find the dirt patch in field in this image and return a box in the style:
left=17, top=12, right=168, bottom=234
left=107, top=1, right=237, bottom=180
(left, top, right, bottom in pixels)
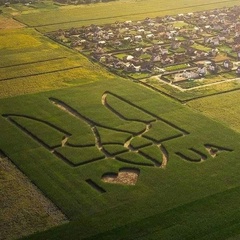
left=0, top=155, right=68, bottom=240
left=102, top=168, right=140, bottom=185
left=0, top=16, right=25, bottom=29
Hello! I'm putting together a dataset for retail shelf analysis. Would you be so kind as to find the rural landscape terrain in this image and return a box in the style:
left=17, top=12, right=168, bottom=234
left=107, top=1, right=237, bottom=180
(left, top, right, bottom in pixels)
left=0, top=0, right=240, bottom=239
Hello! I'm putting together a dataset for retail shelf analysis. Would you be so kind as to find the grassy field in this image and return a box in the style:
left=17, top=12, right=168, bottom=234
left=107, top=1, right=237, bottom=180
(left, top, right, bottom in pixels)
left=187, top=90, right=240, bottom=133
left=1, top=0, right=240, bottom=239
left=141, top=77, right=240, bottom=102
left=0, top=28, right=113, bottom=99
left=9, top=0, right=239, bottom=32
left=0, top=77, right=240, bottom=240
left=0, top=15, right=25, bottom=29
left=0, top=156, right=67, bottom=240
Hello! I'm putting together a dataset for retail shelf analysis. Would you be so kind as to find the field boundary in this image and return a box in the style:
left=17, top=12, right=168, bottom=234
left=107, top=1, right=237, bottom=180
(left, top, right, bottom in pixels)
left=0, top=65, right=83, bottom=82
left=139, top=80, right=240, bottom=103
left=0, top=57, right=67, bottom=69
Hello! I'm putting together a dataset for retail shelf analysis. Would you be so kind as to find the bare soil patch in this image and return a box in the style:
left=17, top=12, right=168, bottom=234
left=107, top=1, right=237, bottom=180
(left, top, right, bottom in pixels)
left=0, top=155, right=68, bottom=240
left=102, top=168, right=140, bottom=185
left=0, top=16, right=25, bottom=29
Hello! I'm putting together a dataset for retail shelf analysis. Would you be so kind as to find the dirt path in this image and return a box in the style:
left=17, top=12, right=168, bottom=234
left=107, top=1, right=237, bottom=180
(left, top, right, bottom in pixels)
left=160, top=145, right=168, bottom=169
left=152, top=76, right=240, bottom=92
left=102, top=169, right=140, bottom=185
left=182, top=77, right=240, bottom=91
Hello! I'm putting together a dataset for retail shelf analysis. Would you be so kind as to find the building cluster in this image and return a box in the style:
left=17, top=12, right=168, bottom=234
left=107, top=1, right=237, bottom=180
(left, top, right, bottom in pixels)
left=49, top=5, right=240, bottom=80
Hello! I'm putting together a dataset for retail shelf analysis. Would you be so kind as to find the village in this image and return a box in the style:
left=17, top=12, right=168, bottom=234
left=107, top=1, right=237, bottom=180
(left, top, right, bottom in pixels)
left=48, top=5, right=240, bottom=86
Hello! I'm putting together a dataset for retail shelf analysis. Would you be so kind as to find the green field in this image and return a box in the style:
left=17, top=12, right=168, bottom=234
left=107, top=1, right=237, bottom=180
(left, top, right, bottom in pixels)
left=1, top=77, right=240, bottom=240
left=1, top=0, right=240, bottom=239
left=141, top=76, right=240, bottom=102
left=11, top=0, right=240, bottom=32
left=187, top=90, right=240, bottom=133
left=0, top=28, right=112, bottom=99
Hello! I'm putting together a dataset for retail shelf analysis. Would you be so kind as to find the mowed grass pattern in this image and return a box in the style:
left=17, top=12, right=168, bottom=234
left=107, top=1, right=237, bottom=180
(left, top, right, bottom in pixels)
left=0, top=78, right=240, bottom=240
left=1, top=0, right=240, bottom=239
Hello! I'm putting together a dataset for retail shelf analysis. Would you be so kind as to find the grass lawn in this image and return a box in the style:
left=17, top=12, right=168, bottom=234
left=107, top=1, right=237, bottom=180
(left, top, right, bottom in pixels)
left=129, top=72, right=151, bottom=79
left=165, top=64, right=190, bottom=72
left=141, top=75, right=240, bottom=102
left=114, top=53, right=129, bottom=60
left=192, top=43, right=212, bottom=52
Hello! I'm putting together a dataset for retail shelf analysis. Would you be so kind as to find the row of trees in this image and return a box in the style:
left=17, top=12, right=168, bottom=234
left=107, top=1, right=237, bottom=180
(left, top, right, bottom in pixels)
left=0, top=0, right=37, bottom=5
left=0, top=0, right=116, bottom=6
left=54, top=0, right=117, bottom=4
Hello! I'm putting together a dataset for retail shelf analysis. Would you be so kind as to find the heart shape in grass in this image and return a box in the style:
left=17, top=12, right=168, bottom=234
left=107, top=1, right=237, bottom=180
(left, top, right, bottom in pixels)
left=102, top=168, right=140, bottom=185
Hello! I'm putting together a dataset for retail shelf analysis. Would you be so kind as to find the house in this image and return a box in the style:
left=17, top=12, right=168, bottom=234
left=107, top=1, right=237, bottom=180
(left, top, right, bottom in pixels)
left=170, top=40, right=181, bottom=49
left=211, top=37, right=220, bottom=46
left=218, top=35, right=226, bottom=43
left=223, top=60, right=233, bottom=70
left=197, top=66, right=207, bottom=77
left=151, top=54, right=161, bottom=62
left=161, top=56, right=174, bottom=65
left=134, top=35, right=143, bottom=42
left=174, top=53, right=186, bottom=62
left=208, top=63, right=218, bottom=74
left=160, top=48, right=168, bottom=55
left=98, top=40, right=106, bottom=46
left=123, top=36, right=132, bottom=42
left=123, top=55, right=134, bottom=62
left=212, top=47, right=220, bottom=56
left=238, top=51, right=240, bottom=61
left=124, top=20, right=132, bottom=26
left=138, top=29, right=145, bottom=34
left=133, top=48, right=143, bottom=57
left=124, top=63, right=140, bottom=72
left=181, top=70, right=199, bottom=80
left=236, top=66, right=240, bottom=76
left=146, top=33, right=154, bottom=40
left=140, top=61, right=153, bottom=72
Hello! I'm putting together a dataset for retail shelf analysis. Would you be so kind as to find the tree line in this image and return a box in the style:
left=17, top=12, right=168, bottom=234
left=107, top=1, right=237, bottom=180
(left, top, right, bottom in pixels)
left=54, top=0, right=117, bottom=4
left=0, top=0, right=116, bottom=6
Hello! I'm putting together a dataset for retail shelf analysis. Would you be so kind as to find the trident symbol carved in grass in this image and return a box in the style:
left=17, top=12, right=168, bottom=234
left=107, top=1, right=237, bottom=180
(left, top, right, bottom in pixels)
left=49, top=91, right=188, bottom=168
left=4, top=92, right=233, bottom=187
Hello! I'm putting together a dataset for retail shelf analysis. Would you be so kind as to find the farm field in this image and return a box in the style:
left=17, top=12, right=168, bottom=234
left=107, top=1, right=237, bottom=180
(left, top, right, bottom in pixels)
left=10, top=0, right=240, bottom=32
left=0, top=15, right=25, bottom=29
left=0, top=155, right=68, bottom=240
left=0, top=0, right=240, bottom=239
left=1, top=77, right=240, bottom=240
left=0, top=27, right=112, bottom=99
left=141, top=76, right=240, bottom=102
left=187, top=90, right=240, bottom=133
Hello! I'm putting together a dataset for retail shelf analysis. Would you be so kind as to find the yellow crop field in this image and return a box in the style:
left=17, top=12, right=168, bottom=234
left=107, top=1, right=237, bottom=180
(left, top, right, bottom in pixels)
left=0, top=28, right=113, bottom=99
left=0, top=29, right=42, bottom=50
left=0, top=58, right=83, bottom=80
left=0, top=15, right=25, bottom=29
left=0, top=66, right=112, bottom=99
